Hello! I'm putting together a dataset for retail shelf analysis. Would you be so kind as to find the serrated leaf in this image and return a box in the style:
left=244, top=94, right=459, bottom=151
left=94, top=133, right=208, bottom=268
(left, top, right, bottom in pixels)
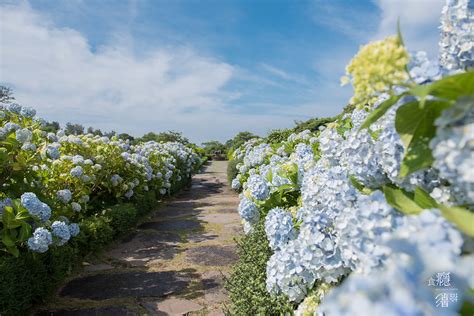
left=383, top=185, right=423, bottom=214
left=396, top=100, right=450, bottom=177
left=438, top=205, right=474, bottom=237
left=359, top=94, right=404, bottom=130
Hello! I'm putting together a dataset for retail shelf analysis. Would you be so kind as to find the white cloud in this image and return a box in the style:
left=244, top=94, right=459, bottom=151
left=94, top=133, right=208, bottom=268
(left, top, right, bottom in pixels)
left=372, top=0, right=445, bottom=57
left=0, top=2, right=365, bottom=144
left=0, top=2, right=239, bottom=143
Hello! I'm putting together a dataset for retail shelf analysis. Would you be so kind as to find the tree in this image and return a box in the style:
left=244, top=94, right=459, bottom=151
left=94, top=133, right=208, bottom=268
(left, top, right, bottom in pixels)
left=43, top=121, right=60, bottom=133
left=65, top=122, right=84, bottom=135
left=226, top=131, right=258, bottom=150
left=118, top=133, right=134, bottom=141
left=104, top=130, right=116, bottom=138
left=202, top=140, right=227, bottom=159
left=292, top=116, right=336, bottom=133
left=0, top=86, right=15, bottom=103
left=138, top=131, right=189, bottom=144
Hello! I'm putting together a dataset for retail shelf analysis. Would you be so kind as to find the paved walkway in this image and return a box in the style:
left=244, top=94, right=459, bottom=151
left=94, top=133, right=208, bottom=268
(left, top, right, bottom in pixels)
left=40, top=161, right=241, bottom=315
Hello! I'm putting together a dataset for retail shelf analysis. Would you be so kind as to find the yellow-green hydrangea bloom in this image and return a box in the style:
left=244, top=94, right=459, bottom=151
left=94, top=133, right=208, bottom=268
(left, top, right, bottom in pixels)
left=341, top=35, right=409, bottom=106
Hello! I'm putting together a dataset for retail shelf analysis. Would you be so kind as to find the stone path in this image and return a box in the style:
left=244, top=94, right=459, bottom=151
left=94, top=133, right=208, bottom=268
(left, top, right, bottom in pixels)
left=38, top=161, right=241, bottom=316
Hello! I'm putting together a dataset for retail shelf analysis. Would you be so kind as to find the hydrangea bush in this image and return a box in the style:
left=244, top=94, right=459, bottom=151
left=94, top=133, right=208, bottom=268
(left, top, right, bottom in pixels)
left=228, top=1, right=474, bottom=314
left=0, top=103, right=202, bottom=256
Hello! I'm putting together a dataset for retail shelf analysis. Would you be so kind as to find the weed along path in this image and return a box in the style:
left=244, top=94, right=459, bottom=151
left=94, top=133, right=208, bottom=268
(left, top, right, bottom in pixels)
left=39, top=161, right=242, bottom=316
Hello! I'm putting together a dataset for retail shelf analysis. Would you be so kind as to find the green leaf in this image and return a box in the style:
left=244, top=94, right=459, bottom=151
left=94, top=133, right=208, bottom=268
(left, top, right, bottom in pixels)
left=349, top=176, right=374, bottom=195
left=428, top=71, right=474, bottom=101
left=396, top=100, right=450, bottom=177
left=7, top=246, right=19, bottom=257
left=409, top=71, right=474, bottom=106
left=413, top=187, right=439, bottom=209
left=359, top=94, right=404, bottom=130
left=438, top=205, right=474, bottom=237
left=382, top=185, right=424, bottom=215
left=2, top=231, right=15, bottom=247
left=19, top=222, right=32, bottom=241
left=266, top=169, right=273, bottom=184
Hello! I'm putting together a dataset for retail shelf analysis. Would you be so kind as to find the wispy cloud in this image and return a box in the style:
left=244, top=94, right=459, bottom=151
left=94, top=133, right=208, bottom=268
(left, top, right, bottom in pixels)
left=310, top=0, right=380, bottom=40
left=260, top=63, right=312, bottom=86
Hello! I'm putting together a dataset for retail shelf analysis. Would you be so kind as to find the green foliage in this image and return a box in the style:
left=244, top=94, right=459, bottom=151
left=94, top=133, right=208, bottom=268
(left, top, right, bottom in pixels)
left=0, top=245, right=78, bottom=316
left=292, top=116, right=336, bottom=133
left=137, top=130, right=190, bottom=144
left=201, top=140, right=227, bottom=159
left=227, top=158, right=240, bottom=185
left=0, top=85, right=15, bottom=103
left=226, top=222, right=294, bottom=315
left=64, top=122, right=85, bottom=135
left=225, top=131, right=258, bottom=153
left=73, top=216, right=114, bottom=254
left=265, top=128, right=292, bottom=144
left=1, top=199, right=32, bottom=256
left=133, top=190, right=158, bottom=215
left=396, top=100, right=450, bottom=176
left=359, top=94, right=405, bottom=130
left=105, top=203, right=137, bottom=236
left=383, top=185, right=474, bottom=236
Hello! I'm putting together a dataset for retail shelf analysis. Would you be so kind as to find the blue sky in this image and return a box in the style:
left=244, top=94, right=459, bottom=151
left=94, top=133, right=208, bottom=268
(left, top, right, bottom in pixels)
left=0, top=0, right=444, bottom=143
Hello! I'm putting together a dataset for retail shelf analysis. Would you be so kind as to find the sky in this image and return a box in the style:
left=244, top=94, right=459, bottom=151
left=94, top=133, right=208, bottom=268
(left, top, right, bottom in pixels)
left=0, top=0, right=445, bottom=144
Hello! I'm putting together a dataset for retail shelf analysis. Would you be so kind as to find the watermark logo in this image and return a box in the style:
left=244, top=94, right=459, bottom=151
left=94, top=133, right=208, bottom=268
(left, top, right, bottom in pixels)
left=427, top=272, right=459, bottom=308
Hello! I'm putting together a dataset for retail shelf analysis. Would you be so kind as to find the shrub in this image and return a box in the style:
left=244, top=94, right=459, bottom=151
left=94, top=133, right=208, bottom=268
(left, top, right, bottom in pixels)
left=227, top=158, right=240, bottom=185
left=225, top=222, right=294, bottom=315
left=105, top=203, right=137, bottom=236
left=133, top=190, right=158, bottom=215
left=0, top=244, right=78, bottom=316
left=73, top=215, right=114, bottom=254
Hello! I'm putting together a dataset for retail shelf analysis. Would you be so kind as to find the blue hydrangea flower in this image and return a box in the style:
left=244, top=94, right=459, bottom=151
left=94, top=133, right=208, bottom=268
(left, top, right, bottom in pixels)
left=70, top=166, right=83, bottom=178
left=125, top=190, right=134, bottom=199
left=51, top=221, right=71, bottom=245
left=46, top=143, right=61, bottom=159
left=20, top=192, right=51, bottom=222
left=231, top=178, right=241, bottom=190
left=111, top=174, right=122, bottom=186
left=265, top=207, right=296, bottom=251
left=439, top=0, right=474, bottom=71
left=16, top=128, right=33, bottom=143
left=27, top=227, right=53, bottom=253
left=21, top=142, right=36, bottom=151
left=7, top=103, right=21, bottom=114
left=71, top=202, right=82, bottom=212
left=4, top=122, right=20, bottom=132
left=72, top=155, right=84, bottom=165
left=20, top=106, right=36, bottom=118
left=56, top=189, right=72, bottom=204
left=246, top=174, right=270, bottom=200
left=68, top=223, right=80, bottom=237
left=238, top=197, right=259, bottom=224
